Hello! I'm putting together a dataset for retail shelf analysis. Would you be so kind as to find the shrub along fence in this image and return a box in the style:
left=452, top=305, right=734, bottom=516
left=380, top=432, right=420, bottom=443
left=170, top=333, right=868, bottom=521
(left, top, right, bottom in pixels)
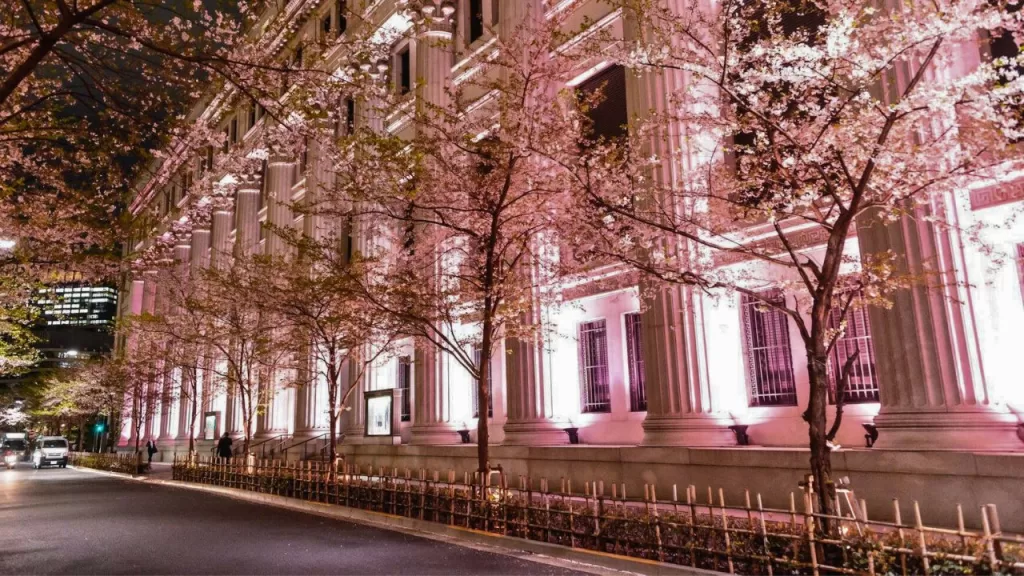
left=69, top=451, right=140, bottom=475
left=171, top=455, right=1023, bottom=574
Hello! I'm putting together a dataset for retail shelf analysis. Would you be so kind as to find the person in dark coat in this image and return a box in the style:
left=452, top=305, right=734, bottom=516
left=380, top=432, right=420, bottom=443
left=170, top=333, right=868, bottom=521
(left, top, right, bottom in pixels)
left=216, top=432, right=233, bottom=459
left=146, top=440, right=157, bottom=463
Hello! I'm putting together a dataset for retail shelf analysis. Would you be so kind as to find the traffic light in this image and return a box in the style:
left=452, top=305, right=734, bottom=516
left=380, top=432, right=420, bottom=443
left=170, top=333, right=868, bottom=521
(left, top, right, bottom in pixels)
left=94, top=421, right=105, bottom=433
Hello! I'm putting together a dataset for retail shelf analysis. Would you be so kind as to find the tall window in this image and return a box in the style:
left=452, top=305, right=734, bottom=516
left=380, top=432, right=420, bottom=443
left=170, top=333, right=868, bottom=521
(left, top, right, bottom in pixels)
left=247, top=103, right=256, bottom=131
left=471, top=346, right=493, bottom=418
left=624, top=312, right=647, bottom=411
left=322, top=12, right=332, bottom=38
left=1016, top=244, right=1024, bottom=304
left=337, top=0, right=348, bottom=34
left=578, top=319, right=611, bottom=413
left=741, top=292, right=797, bottom=406
left=345, top=98, right=355, bottom=135
left=576, top=65, right=628, bottom=143
left=258, top=159, right=268, bottom=208
left=397, top=355, right=412, bottom=422
left=395, top=46, right=411, bottom=95
left=230, top=117, right=238, bottom=144
left=468, top=0, right=485, bottom=43
left=827, top=303, right=879, bottom=403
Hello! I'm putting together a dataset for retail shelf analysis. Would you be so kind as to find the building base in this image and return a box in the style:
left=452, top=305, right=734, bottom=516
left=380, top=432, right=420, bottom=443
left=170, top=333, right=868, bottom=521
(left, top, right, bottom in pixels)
left=872, top=409, right=1023, bottom=450
left=407, top=423, right=460, bottom=445
left=502, top=419, right=571, bottom=446
left=641, top=414, right=738, bottom=446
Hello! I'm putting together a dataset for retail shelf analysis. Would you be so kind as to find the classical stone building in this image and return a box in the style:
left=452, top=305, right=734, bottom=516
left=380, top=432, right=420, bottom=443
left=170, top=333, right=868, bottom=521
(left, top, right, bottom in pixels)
left=121, top=0, right=1024, bottom=530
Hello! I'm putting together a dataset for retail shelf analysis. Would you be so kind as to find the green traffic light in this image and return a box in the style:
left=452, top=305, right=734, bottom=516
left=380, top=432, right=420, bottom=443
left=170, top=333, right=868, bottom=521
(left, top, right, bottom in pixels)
left=94, top=423, right=105, bottom=432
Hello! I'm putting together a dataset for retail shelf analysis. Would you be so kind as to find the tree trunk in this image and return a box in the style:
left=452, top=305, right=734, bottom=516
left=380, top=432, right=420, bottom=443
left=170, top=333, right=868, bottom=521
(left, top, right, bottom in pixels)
left=806, top=350, right=836, bottom=533
left=477, top=311, right=493, bottom=477
left=327, top=348, right=338, bottom=479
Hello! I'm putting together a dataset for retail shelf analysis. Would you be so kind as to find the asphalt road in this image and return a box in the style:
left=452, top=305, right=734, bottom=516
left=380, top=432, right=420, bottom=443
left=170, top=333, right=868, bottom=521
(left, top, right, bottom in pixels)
left=0, top=463, right=585, bottom=575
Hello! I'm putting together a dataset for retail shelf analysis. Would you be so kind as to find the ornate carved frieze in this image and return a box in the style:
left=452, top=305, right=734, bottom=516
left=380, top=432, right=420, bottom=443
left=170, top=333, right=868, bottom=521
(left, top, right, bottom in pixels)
left=969, top=179, right=1024, bottom=211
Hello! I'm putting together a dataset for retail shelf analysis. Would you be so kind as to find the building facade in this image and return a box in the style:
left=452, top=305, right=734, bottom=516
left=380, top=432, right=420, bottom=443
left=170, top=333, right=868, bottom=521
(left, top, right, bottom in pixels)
left=120, top=0, right=1024, bottom=528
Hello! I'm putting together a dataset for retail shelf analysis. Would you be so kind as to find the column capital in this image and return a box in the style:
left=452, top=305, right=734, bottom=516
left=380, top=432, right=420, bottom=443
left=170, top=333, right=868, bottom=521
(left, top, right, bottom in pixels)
left=400, top=0, right=456, bottom=36
left=235, top=171, right=262, bottom=191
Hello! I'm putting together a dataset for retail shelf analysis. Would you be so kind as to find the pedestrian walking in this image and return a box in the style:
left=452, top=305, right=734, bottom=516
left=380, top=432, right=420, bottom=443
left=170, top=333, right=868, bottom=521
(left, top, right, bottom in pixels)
left=146, top=440, right=157, bottom=464
left=216, top=432, right=233, bottom=460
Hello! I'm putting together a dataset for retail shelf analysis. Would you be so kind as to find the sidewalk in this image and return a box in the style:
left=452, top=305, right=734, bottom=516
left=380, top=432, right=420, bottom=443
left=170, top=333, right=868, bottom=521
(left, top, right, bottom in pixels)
left=71, top=464, right=713, bottom=576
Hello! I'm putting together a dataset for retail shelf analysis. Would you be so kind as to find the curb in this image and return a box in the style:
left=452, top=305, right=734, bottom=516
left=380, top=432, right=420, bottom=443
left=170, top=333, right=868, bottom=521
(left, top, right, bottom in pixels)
left=70, top=466, right=716, bottom=576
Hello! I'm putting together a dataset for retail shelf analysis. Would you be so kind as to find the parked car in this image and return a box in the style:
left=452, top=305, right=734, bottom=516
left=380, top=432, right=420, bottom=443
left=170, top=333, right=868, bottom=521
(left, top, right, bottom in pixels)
left=1, top=441, right=20, bottom=469
left=32, top=436, right=69, bottom=469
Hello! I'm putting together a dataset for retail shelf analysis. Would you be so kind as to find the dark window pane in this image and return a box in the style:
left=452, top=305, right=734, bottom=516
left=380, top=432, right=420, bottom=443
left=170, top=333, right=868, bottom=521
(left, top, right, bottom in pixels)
left=577, top=65, right=628, bottom=142
left=469, top=0, right=484, bottom=43
left=625, top=312, right=646, bottom=411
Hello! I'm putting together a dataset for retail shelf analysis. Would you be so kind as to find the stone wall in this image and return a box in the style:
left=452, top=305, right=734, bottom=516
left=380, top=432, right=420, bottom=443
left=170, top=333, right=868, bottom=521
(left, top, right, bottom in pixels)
left=338, top=444, right=1024, bottom=532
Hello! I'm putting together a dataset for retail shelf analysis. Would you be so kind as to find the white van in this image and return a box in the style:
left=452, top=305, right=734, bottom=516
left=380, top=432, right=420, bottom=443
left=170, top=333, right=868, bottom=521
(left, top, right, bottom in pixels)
left=32, top=436, right=69, bottom=469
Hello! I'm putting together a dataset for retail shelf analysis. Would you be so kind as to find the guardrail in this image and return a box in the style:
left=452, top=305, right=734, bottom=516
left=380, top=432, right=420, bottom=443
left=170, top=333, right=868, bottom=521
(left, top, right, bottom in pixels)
left=171, top=455, right=1024, bottom=575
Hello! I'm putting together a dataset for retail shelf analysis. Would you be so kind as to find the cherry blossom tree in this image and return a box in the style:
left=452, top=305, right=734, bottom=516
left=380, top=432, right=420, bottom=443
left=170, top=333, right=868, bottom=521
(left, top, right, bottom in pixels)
left=175, top=254, right=299, bottom=457
left=566, top=0, right=1024, bottom=523
left=258, top=233, right=401, bottom=473
left=117, top=316, right=168, bottom=457
left=316, top=15, right=592, bottom=475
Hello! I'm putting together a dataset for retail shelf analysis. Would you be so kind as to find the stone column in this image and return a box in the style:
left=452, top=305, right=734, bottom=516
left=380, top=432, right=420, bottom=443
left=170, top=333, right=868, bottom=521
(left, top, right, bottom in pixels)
left=124, top=278, right=146, bottom=448
left=860, top=199, right=1021, bottom=449
left=265, top=152, right=295, bottom=257
left=639, top=286, right=736, bottom=445
left=619, top=2, right=736, bottom=446
left=503, top=306, right=567, bottom=445
left=209, top=197, right=235, bottom=436
left=262, top=155, right=296, bottom=436
left=234, top=176, right=261, bottom=259
left=167, top=242, right=191, bottom=444
left=176, top=225, right=210, bottom=443
left=405, top=3, right=461, bottom=446
left=141, top=271, right=158, bottom=441
left=293, top=143, right=332, bottom=439
left=495, top=0, right=570, bottom=446
left=209, top=198, right=233, bottom=271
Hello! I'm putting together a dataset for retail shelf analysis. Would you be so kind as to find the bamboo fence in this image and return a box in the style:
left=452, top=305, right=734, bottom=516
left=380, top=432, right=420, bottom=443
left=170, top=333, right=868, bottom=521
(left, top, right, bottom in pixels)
left=150, top=455, right=1024, bottom=575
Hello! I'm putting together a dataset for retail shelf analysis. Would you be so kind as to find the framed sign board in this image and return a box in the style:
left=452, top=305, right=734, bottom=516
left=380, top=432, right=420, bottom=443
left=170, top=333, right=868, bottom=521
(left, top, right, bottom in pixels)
left=364, top=389, right=394, bottom=437
left=203, top=411, right=220, bottom=440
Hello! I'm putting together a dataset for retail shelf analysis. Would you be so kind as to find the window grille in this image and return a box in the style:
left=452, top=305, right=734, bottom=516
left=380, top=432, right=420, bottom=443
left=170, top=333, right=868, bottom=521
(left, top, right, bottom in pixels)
left=741, top=292, right=798, bottom=406
left=471, top=347, right=493, bottom=418
left=827, top=302, right=879, bottom=404
left=397, top=355, right=411, bottom=422
left=624, top=312, right=647, bottom=412
left=578, top=319, right=611, bottom=413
